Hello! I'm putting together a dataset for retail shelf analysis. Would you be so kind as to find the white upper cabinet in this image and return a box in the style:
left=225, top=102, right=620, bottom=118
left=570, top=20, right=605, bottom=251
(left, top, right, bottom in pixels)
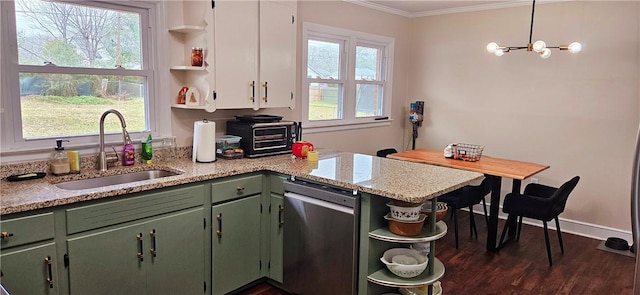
left=212, top=0, right=297, bottom=111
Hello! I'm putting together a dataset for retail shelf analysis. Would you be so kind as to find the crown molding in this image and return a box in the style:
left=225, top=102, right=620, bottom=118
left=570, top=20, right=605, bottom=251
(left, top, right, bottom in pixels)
left=344, top=0, right=574, bottom=18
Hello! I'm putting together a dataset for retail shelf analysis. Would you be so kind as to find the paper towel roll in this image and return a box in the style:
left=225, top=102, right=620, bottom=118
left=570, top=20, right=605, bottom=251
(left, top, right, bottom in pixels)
left=192, top=120, right=216, bottom=163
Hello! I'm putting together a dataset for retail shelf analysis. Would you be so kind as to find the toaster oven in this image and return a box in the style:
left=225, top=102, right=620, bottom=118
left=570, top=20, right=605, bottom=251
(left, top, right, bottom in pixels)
left=226, top=120, right=298, bottom=157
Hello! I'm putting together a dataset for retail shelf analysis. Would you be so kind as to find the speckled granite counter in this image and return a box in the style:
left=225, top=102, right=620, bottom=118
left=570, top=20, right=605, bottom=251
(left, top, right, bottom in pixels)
left=1, top=150, right=483, bottom=215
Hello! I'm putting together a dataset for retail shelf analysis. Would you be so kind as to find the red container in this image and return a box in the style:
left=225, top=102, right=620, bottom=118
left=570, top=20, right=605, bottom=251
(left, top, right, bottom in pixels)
left=292, top=141, right=314, bottom=158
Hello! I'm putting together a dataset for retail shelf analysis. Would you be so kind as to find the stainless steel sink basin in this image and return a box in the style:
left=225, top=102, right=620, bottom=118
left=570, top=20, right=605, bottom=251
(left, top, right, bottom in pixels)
left=55, top=169, right=182, bottom=190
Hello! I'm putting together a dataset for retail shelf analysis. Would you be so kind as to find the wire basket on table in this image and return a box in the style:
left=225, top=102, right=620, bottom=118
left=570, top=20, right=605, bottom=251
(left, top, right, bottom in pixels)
left=451, top=143, right=484, bottom=162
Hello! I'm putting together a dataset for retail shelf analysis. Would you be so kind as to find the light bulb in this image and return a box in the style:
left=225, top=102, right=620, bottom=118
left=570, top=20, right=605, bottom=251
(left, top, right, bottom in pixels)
left=568, top=42, right=582, bottom=54
left=494, top=49, right=505, bottom=57
left=532, top=40, right=546, bottom=53
left=486, top=42, right=499, bottom=54
left=540, top=48, right=552, bottom=59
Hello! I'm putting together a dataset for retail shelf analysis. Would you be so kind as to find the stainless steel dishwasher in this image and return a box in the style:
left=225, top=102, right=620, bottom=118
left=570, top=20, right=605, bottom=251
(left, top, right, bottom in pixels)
left=282, top=179, right=360, bottom=295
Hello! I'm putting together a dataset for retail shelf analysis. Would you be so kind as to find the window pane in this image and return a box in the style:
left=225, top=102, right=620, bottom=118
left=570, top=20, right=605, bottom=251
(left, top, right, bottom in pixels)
left=307, top=39, right=340, bottom=79
left=355, top=46, right=381, bottom=80
left=19, top=73, right=146, bottom=139
left=15, top=0, right=142, bottom=69
left=355, top=84, right=382, bottom=118
left=308, top=82, right=342, bottom=121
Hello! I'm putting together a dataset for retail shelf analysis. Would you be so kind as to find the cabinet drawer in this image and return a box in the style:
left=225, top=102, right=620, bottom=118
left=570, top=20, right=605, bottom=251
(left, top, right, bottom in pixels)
left=0, top=212, right=55, bottom=249
left=211, top=174, right=263, bottom=203
left=66, top=184, right=204, bottom=234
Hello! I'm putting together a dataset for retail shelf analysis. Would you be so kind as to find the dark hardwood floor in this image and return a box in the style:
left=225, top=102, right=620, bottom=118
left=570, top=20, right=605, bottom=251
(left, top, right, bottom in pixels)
left=240, top=211, right=636, bottom=294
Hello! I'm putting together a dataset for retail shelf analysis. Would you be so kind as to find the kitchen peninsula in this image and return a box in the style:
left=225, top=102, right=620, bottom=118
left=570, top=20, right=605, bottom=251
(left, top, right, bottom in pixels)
left=0, top=150, right=482, bottom=294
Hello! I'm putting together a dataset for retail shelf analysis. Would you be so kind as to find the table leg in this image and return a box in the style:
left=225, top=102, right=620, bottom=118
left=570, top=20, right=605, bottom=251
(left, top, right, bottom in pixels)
left=507, top=180, right=522, bottom=235
left=487, top=175, right=502, bottom=252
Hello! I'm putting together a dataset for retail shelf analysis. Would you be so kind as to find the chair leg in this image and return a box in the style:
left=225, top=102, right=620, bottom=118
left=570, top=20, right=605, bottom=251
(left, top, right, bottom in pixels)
left=469, top=206, right=478, bottom=239
left=543, top=221, right=553, bottom=267
left=555, top=217, right=564, bottom=254
left=453, top=208, right=459, bottom=249
left=516, top=216, right=523, bottom=241
left=481, top=198, right=489, bottom=226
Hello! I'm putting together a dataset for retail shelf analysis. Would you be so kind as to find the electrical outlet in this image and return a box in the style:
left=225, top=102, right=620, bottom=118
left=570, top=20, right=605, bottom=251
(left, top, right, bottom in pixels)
left=531, top=178, right=538, bottom=184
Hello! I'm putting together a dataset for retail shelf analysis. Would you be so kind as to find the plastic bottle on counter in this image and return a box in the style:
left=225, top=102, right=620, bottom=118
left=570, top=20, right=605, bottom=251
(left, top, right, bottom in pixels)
left=50, top=139, right=70, bottom=176
left=141, top=133, right=153, bottom=164
left=122, top=130, right=135, bottom=166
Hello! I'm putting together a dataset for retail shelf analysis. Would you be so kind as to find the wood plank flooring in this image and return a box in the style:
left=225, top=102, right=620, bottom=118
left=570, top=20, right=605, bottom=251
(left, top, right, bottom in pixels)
left=239, top=211, right=636, bottom=294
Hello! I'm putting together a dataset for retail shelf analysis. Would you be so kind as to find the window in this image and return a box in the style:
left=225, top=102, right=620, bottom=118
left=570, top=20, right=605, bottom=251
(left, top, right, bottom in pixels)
left=1, top=0, right=164, bottom=158
left=302, top=23, right=394, bottom=131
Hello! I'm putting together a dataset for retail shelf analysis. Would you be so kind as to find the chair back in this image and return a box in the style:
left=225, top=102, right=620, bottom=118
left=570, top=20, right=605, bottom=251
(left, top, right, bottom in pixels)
left=376, top=148, right=398, bottom=158
left=479, top=177, right=492, bottom=196
left=551, top=176, right=580, bottom=215
left=463, top=177, right=492, bottom=206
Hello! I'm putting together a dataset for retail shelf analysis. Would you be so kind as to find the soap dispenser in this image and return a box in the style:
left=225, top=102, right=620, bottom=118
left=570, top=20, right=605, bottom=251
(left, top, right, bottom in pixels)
left=122, top=130, right=135, bottom=166
left=51, top=139, right=70, bottom=175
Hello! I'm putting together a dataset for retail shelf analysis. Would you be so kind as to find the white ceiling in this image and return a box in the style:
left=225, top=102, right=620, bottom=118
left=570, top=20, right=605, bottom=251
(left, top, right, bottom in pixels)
left=347, top=0, right=537, bottom=17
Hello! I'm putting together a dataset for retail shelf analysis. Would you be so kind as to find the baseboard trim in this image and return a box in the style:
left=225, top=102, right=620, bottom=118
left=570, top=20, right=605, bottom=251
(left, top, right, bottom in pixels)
left=465, top=203, right=632, bottom=244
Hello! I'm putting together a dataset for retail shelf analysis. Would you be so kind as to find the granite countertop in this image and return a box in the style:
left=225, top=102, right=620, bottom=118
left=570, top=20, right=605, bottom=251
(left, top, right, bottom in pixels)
left=0, top=149, right=483, bottom=215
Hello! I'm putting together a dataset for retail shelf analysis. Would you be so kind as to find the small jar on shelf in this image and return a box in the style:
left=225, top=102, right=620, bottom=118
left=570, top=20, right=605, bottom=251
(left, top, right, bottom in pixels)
left=191, top=47, right=203, bottom=67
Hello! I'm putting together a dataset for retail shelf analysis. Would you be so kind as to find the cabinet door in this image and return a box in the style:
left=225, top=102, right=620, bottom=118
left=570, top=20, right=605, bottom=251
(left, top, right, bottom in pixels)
left=146, top=208, right=205, bottom=295
left=0, top=243, right=58, bottom=295
left=268, top=194, right=284, bottom=283
left=259, top=0, right=297, bottom=109
left=212, top=195, right=261, bottom=295
left=67, top=223, right=146, bottom=295
left=213, top=0, right=259, bottom=110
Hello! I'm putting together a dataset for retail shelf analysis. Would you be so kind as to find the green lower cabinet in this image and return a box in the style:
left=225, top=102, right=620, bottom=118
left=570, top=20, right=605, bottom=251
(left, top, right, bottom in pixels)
left=268, top=194, right=284, bottom=283
left=66, top=208, right=204, bottom=295
left=212, top=195, right=262, bottom=295
left=0, top=243, right=59, bottom=295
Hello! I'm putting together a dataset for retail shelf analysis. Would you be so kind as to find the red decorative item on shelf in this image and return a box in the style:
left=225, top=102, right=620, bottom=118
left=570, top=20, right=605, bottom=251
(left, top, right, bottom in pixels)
left=177, top=86, right=188, bottom=104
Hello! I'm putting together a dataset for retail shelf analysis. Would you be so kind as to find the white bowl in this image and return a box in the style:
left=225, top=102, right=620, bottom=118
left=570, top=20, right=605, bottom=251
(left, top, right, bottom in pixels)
left=410, top=242, right=431, bottom=257
left=380, top=248, right=428, bottom=278
left=387, top=201, right=423, bottom=221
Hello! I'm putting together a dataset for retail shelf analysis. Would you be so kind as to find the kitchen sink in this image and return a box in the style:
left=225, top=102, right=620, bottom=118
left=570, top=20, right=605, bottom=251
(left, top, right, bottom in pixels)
left=55, top=169, right=182, bottom=190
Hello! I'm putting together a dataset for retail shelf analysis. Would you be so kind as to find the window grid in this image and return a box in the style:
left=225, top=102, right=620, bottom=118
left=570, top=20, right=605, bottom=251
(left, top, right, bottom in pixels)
left=1, top=0, right=158, bottom=153
left=302, top=22, right=393, bottom=129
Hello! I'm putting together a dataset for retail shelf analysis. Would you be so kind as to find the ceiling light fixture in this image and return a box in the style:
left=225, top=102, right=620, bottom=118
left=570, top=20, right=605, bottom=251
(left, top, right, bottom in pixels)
left=486, top=0, right=582, bottom=59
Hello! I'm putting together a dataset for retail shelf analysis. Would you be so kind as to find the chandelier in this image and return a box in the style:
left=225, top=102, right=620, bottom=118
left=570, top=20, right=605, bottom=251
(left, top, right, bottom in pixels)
left=486, top=0, right=582, bottom=59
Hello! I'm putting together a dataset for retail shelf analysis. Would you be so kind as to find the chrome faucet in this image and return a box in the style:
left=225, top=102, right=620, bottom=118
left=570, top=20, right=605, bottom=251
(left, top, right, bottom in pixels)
left=98, top=109, right=130, bottom=171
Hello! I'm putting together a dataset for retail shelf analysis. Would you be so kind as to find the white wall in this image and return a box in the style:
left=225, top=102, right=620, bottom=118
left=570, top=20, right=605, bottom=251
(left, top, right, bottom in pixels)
left=408, top=1, right=640, bottom=231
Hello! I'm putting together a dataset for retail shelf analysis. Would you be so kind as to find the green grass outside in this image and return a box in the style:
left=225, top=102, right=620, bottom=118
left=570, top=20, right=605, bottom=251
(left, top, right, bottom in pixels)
left=20, top=95, right=146, bottom=138
left=308, top=100, right=377, bottom=120
left=309, top=100, right=338, bottom=120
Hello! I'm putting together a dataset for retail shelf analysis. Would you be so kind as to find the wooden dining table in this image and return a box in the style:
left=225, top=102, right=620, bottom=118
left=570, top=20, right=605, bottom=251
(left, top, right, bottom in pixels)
left=388, top=149, right=549, bottom=252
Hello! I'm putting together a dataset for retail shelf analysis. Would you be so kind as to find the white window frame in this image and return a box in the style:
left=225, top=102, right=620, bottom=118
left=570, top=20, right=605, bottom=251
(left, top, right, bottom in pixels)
left=302, top=22, right=394, bottom=133
left=0, top=0, right=170, bottom=162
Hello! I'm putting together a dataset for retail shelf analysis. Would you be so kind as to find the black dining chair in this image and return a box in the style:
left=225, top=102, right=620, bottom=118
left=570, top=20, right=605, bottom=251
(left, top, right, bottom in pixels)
left=437, top=177, right=491, bottom=249
left=376, top=148, right=398, bottom=158
left=499, top=176, right=580, bottom=266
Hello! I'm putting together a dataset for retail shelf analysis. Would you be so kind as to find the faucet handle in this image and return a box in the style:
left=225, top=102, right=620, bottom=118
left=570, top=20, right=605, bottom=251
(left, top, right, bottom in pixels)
left=106, top=145, right=120, bottom=164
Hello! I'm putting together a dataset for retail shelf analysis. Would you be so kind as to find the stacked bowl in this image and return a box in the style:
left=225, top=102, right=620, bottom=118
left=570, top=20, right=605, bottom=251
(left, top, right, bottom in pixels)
left=385, top=201, right=426, bottom=236
left=380, top=248, right=429, bottom=278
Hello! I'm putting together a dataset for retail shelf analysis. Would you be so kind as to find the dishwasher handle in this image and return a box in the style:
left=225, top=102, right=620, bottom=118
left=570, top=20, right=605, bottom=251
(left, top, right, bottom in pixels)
left=284, top=192, right=354, bottom=215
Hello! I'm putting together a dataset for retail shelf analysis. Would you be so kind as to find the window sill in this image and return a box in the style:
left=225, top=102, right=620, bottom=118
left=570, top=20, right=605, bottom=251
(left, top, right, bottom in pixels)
left=302, top=118, right=393, bottom=134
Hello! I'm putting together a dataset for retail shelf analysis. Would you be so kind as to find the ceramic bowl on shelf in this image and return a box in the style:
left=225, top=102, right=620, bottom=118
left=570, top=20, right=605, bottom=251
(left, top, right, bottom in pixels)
left=380, top=248, right=428, bottom=278
left=384, top=213, right=426, bottom=236
left=399, top=281, right=443, bottom=295
left=410, top=242, right=431, bottom=257
left=387, top=201, right=424, bottom=221
left=420, top=202, right=448, bottom=223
